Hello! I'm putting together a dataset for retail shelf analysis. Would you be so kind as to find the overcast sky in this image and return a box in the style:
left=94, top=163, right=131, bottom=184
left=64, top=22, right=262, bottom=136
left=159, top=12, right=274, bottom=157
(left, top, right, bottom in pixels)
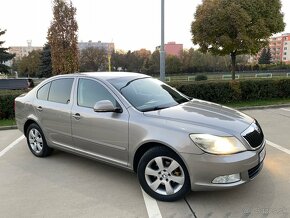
left=1, top=0, right=290, bottom=51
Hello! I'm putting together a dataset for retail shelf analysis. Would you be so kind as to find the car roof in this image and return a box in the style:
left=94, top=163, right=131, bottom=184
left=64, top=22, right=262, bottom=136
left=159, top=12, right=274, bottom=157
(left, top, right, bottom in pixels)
left=53, top=72, right=150, bottom=81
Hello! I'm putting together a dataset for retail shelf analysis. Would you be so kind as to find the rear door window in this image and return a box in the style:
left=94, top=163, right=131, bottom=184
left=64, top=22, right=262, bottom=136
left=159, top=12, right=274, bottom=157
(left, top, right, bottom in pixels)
left=48, top=78, right=74, bottom=104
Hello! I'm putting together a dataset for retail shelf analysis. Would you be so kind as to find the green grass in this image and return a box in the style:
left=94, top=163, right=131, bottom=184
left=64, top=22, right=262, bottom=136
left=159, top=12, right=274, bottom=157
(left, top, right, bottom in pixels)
left=225, top=98, right=290, bottom=108
left=0, top=119, right=16, bottom=127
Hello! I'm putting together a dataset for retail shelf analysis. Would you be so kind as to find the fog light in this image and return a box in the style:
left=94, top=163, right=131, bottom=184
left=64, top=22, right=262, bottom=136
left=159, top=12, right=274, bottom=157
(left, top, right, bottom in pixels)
left=212, top=173, right=241, bottom=184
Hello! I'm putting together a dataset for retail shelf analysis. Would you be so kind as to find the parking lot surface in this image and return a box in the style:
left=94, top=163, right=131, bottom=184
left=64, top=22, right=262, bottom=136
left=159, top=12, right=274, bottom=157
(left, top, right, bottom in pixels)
left=0, top=107, right=290, bottom=218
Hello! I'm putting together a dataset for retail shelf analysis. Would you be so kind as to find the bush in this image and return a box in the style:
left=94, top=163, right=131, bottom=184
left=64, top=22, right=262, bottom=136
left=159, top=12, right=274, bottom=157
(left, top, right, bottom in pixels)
left=170, top=79, right=290, bottom=104
left=0, top=90, right=26, bottom=119
left=195, top=74, right=208, bottom=81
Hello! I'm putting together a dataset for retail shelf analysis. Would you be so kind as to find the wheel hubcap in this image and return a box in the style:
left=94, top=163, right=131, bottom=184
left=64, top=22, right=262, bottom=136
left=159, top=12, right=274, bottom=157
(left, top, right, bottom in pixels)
left=145, top=156, right=185, bottom=196
left=28, top=128, right=43, bottom=154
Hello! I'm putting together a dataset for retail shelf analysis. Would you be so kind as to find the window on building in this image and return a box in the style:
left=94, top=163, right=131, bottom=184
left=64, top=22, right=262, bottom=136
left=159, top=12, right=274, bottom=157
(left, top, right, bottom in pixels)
left=283, top=57, right=287, bottom=60
left=285, top=47, right=288, bottom=50
left=284, top=52, right=287, bottom=56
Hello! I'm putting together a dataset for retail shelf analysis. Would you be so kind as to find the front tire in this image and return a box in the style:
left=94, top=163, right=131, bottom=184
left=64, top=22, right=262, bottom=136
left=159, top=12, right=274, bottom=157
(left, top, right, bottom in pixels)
left=26, top=123, right=53, bottom=157
left=137, top=146, right=190, bottom=202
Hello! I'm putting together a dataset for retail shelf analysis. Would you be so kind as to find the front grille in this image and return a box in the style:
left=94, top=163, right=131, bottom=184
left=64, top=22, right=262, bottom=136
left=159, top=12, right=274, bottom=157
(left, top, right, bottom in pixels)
left=242, top=121, right=264, bottom=149
left=248, top=163, right=262, bottom=179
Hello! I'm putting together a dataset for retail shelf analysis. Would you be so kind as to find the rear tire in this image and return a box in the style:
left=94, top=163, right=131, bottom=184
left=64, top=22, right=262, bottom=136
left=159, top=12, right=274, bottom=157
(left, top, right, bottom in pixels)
left=26, top=123, right=53, bottom=157
left=137, top=146, right=190, bottom=202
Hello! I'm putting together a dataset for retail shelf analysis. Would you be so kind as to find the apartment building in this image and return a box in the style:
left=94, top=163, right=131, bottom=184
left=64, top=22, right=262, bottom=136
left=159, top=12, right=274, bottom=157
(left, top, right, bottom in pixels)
left=78, top=40, right=115, bottom=54
left=164, top=42, right=183, bottom=57
left=8, top=41, right=42, bottom=60
left=269, top=33, right=290, bottom=64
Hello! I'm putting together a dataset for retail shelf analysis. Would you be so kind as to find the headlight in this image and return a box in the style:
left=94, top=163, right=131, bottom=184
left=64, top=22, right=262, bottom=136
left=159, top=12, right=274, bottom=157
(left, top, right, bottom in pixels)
left=190, top=134, right=246, bottom=155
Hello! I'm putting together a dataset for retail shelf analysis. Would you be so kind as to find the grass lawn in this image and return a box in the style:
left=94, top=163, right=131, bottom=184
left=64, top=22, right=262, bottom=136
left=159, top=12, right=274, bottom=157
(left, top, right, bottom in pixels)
left=0, top=119, right=16, bottom=127
left=225, top=98, right=290, bottom=108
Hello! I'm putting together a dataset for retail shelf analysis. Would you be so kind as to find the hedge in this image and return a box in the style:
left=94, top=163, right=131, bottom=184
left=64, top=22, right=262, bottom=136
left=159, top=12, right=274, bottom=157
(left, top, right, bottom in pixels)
left=1, top=79, right=290, bottom=119
left=170, top=79, right=290, bottom=104
left=0, top=90, right=26, bottom=119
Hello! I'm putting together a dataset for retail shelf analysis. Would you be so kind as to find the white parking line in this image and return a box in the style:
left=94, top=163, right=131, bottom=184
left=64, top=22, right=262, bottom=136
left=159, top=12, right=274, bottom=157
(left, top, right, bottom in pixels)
left=267, top=140, right=290, bottom=155
left=141, top=188, right=162, bottom=218
left=281, top=108, right=290, bottom=112
left=0, top=135, right=25, bottom=158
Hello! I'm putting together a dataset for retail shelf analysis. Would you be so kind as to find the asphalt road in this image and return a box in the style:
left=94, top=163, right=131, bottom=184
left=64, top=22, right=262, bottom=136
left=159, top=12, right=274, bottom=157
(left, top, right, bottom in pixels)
left=0, top=107, right=290, bottom=218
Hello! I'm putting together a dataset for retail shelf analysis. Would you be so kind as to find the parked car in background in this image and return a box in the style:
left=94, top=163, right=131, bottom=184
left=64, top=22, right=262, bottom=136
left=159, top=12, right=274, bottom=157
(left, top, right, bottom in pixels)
left=15, top=72, right=266, bottom=201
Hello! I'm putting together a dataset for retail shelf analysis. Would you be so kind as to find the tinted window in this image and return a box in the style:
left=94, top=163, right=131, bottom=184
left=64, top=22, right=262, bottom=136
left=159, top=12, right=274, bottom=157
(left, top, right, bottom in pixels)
left=37, top=82, right=51, bottom=101
left=48, top=78, right=74, bottom=104
left=78, top=79, right=117, bottom=108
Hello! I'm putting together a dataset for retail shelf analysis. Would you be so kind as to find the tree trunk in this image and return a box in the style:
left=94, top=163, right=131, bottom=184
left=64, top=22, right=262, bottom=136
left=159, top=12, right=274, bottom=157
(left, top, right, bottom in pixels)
left=230, top=52, right=236, bottom=80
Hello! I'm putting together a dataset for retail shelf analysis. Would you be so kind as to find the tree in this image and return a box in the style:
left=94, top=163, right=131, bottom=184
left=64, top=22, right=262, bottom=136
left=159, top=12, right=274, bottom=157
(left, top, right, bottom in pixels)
left=111, top=49, right=151, bottom=73
left=111, top=50, right=128, bottom=71
left=17, top=50, right=41, bottom=77
left=166, top=55, right=182, bottom=74
left=258, top=47, right=272, bottom=64
left=147, top=50, right=160, bottom=75
left=38, top=43, right=52, bottom=78
left=47, top=0, right=79, bottom=75
left=80, top=47, right=108, bottom=72
left=191, top=0, right=285, bottom=80
left=0, top=29, right=15, bottom=73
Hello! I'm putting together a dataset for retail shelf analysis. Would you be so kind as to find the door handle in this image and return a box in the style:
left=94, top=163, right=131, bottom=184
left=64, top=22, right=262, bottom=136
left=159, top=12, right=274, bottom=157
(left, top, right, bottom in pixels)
left=36, top=106, right=43, bottom=112
left=72, top=113, right=81, bottom=120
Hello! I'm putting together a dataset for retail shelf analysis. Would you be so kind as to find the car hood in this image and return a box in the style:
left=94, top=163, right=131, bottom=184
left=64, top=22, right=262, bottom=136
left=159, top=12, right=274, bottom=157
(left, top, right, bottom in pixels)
left=144, top=99, right=253, bottom=134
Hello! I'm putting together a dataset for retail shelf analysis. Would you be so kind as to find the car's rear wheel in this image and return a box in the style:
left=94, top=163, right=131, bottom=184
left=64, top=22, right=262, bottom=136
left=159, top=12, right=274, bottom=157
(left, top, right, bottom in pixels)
left=137, top=146, right=190, bottom=201
left=26, top=123, right=53, bottom=157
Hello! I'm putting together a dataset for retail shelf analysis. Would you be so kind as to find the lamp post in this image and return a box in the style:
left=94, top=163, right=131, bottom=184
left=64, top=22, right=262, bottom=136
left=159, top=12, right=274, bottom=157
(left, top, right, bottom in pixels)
left=160, top=0, right=165, bottom=82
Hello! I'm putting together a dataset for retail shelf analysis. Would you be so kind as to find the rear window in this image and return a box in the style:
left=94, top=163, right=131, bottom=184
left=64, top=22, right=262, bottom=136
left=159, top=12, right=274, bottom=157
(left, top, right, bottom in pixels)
left=37, top=82, right=51, bottom=101
left=48, top=78, right=74, bottom=104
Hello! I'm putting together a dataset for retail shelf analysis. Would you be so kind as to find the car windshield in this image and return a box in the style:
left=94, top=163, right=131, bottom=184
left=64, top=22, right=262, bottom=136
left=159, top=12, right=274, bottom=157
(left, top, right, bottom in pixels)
left=109, top=77, right=190, bottom=112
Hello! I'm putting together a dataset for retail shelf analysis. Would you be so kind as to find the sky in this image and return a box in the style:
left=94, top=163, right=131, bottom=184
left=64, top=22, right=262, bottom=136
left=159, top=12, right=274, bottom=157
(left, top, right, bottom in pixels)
left=1, top=0, right=290, bottom=51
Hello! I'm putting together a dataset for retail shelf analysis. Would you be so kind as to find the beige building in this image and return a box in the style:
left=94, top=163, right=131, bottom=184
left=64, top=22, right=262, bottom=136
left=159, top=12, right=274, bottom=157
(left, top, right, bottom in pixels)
left=8, top=41, right=42, bottom=60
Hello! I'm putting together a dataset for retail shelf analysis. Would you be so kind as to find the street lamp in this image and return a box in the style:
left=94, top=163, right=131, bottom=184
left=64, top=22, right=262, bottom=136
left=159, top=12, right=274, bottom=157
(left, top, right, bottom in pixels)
left=160, top=0, right=165, bottom=82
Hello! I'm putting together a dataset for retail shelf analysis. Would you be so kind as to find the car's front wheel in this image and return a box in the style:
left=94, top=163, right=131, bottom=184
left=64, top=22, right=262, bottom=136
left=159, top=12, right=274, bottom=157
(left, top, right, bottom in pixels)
left=137, top=146, right=190, bottom=201
left=26, top=123, right=53, bottom=157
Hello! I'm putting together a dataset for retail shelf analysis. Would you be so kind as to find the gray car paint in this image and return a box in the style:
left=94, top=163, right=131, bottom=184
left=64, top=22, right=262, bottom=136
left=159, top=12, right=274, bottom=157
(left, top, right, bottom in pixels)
left=15, top=72, right=265, bottom=191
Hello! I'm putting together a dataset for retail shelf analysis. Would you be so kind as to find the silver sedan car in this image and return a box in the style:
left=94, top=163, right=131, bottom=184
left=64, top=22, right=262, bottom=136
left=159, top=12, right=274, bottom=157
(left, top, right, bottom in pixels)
left=15, top=72, right=266, bottom=201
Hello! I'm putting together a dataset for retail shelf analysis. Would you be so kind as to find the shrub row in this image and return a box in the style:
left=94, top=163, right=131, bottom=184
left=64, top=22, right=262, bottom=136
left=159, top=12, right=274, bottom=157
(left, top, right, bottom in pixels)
left=170, top=79, right=290, bottom=104
left=0, top=90, right=26, bottom=119
left=1, top=79, right=290, bottom=119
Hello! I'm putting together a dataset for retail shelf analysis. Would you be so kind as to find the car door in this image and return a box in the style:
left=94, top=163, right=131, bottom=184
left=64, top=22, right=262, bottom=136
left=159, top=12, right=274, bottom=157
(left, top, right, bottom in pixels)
left=71, top=77, right=129, bottom=167
left=34, top=77, right=74, bottom=147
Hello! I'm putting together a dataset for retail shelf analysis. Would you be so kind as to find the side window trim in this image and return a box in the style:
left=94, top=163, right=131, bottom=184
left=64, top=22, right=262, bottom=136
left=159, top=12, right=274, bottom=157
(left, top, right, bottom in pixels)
left=46, top=82, right=52, bottom=101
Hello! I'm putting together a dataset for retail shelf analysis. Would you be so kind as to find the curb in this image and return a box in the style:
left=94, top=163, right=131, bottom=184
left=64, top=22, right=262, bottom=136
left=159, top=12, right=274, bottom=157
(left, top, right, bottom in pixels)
left=236, top=103, right=290, bottom=111
left=0, top=125, right=18, bottom=131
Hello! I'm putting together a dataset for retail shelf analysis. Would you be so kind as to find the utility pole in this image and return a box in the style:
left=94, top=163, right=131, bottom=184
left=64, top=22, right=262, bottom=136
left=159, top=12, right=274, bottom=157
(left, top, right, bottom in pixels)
left=108, top=43, right=112, bottom=72
left=160, top=0, right=165, bottom=82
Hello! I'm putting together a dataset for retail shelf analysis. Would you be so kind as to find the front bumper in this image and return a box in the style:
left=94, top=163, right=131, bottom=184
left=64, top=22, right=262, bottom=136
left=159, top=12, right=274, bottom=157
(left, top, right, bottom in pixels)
left=181, top=142, right=266, bottom=191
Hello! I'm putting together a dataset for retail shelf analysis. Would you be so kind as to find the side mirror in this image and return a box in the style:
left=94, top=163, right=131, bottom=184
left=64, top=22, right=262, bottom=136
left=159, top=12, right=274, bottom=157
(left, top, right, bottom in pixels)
left=93, top=100, right=122, bottom=113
